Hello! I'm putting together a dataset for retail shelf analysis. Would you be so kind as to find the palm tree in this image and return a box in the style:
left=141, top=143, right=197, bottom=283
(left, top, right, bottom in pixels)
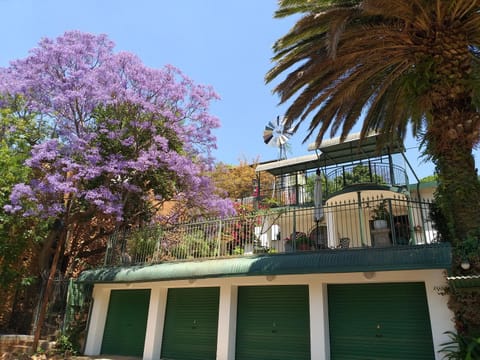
left=266, top=0, right=480, bottom=246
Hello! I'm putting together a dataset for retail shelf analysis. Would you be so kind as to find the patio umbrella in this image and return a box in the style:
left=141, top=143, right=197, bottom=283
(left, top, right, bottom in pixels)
left=314, top=169, right=324, bottom=222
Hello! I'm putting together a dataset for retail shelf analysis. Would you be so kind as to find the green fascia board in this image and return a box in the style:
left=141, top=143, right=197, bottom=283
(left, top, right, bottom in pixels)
left=409, top=181, right=438, bottom=191
left=77, top=243, right=451, bottom=284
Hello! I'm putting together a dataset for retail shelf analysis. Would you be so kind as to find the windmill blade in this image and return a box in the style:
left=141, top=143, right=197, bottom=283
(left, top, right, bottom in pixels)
left=263, top=115, right=293, bottom=156
left=263, top=121, right=276, bottom=145
left=276, top=132, right=292, bottom=146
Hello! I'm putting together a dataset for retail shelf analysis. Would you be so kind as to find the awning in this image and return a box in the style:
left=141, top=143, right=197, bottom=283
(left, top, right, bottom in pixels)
left=256, top=132, right=404, bottom=176
left=77, top=244, right=451, bottom=284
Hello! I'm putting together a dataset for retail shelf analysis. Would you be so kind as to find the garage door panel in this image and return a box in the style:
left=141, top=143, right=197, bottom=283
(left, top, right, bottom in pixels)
left=161, top=287, right=220, bottom=360
left=236, top=285, right=310, bottom=360
left=101, top=289, right=150, bottom=357
left=328, top=282, right=435, bottom=360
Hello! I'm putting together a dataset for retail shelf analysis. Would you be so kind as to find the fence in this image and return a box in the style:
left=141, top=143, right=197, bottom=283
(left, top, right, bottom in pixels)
left=104, top=196, right=439, bottom=267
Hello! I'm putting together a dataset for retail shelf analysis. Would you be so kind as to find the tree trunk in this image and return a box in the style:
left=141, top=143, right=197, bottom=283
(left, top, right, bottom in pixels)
left=31, top=225, right=67, bottom=352
left=427, top=111, right=480, bottom=248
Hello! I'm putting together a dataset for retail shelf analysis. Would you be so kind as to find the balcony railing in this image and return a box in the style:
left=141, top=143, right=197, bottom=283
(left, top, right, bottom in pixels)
left=324, top=162, right=408, bottom=194
left=104, top=196, right=441, bottom=267
left=256, top=162, right=408, bottom=207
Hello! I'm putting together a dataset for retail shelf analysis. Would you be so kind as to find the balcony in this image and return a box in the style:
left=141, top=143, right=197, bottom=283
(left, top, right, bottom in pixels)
left=324, top=161, right=408, bottom=194
left=104, top=196, right=440, bottom=267
left=254, top=160, right=409, bottom=208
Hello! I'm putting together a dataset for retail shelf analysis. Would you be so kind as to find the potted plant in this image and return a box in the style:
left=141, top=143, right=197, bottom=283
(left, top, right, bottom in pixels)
left=371, top=200, right=390, bottom=229
left=286, top=232, right=314, bottom=251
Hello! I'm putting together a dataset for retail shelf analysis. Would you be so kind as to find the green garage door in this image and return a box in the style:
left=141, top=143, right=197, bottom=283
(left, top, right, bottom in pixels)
left=236, top=285, right=310, bottom=360
left=161, top=287, right=220, bottom=360
left=101, top=289, right=151, bottom=357
left=328, top=282, right=435, bottom=360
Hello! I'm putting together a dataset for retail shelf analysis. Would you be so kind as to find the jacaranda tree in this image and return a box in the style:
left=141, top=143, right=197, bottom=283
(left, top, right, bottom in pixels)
left=0, top=31, right=235, bottom=343
left=2, top=31, right=234, bottom=225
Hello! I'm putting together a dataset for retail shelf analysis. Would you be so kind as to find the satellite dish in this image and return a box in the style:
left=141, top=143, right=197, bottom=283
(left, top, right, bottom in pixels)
left=263, top=116, right=294, bottom=160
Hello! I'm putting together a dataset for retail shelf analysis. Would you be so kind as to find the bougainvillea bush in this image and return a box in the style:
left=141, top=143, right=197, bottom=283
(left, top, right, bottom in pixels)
left=1, top=31, right=235, bottom=224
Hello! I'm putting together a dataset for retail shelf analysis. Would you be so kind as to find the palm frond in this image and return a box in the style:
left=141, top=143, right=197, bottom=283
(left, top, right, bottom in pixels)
left=268, top=0, right=480, bottom=146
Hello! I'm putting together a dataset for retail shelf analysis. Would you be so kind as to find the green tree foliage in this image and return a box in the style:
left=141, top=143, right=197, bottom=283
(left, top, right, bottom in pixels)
left=210, top=158, right=275, bottom=201
left=420, top=175, right=438, bottom=183
left=0, top=104, right=49, bottom=287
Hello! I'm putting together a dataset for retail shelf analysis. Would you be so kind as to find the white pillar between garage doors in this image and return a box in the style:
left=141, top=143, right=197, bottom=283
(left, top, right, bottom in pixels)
left=143, top=287, right=168, bottom=360
left=309, top=283, right=329, bottom=360
left=216, top=284, right=238, bottom=360
left=84, top=286, right=110, bottom=356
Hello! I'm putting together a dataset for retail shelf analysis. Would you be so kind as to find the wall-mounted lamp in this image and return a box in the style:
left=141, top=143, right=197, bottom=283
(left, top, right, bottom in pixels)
left=363, top=271, right=376, bottom=279
left=461, top=259, right=471, bottom=271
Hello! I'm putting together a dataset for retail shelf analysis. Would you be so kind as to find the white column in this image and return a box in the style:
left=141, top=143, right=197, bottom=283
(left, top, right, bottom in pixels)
left=216, top=285, right=238, bottom=360
left=424, top=276, right=455, bottom=359
left=84, top=286, right=110, bottom=356
left=309, top=283, right=329, bottom=360
left=326, top=210, right=336, bottom=248
left=143, top=287, right=168, bottom=360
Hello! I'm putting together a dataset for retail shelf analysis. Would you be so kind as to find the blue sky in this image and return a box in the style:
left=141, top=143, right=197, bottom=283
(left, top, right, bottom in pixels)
left=0, top=0, right=474, bottom=180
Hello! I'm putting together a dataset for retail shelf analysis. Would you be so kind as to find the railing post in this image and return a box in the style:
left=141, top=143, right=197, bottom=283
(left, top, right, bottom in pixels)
left=387, top=198, right=396, bottom=245
left=216, top=219, right=223, bottom=258
left=406, top=197, right=417, bottom=244
left=104, top=233, right=113, bottom=266
left=388, top=152, right=396, bottom=185
left=295, top=172, right=299, bottom=205
left=357, top=192, right=366, bottom=246
left=368, top=160, right=373, bottom=183
left=292, top=209, right=297, bottom=251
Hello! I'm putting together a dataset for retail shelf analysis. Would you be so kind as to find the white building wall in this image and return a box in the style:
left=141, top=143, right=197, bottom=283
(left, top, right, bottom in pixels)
left=84, top=269, right=454, bottom=360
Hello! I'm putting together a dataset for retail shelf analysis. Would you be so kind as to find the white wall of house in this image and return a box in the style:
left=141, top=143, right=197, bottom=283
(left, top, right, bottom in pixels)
left=84, top=269, right=454, bottom=360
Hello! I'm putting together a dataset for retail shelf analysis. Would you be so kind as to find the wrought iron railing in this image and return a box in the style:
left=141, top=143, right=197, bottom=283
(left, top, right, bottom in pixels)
left=256, top=162, right=408, bottom=207
left=104, top=196, right=441, bottom=267
left=324, top=162, right=408, bottom=194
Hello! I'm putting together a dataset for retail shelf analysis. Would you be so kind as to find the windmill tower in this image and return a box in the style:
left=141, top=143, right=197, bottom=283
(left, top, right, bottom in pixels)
left=263, top=115, right=294, bottom=160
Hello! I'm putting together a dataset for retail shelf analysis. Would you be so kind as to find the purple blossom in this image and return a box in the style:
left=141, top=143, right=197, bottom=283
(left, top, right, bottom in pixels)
left=1, top=31, right=235, bottom=221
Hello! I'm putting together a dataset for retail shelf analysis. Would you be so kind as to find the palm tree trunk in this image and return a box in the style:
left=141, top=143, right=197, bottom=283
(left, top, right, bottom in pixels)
left=427, top=112, right=480, bottom=247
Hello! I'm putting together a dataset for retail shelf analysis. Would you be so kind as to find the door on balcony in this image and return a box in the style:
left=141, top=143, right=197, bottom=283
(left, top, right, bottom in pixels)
left=161, top=287, right=220, bottom=360
left=236, top=285, right=310, bottom=360
left=101, top=289, right=150, bottom=357
left=328, top=282, right=435, bottom=359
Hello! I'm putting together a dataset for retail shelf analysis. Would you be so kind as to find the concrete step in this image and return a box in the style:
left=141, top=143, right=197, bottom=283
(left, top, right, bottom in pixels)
left=0, top=335, right=56, bottom=356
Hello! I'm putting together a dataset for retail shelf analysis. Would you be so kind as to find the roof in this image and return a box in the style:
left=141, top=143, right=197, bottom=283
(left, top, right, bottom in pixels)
left=256, top=132, right=404, bottom=176
left=447, top=275, right=480, bottom=291
left=77, top=244, right=451, bottom=284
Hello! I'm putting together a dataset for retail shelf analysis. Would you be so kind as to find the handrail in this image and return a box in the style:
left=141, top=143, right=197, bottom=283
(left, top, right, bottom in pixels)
left=103, top=197, right=438, bottom=267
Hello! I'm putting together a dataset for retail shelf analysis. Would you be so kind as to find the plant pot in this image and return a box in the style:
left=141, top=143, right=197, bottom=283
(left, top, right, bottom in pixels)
left=373, top=219, right=388, bottom=229
left=297, top=243, right=312, bottom=251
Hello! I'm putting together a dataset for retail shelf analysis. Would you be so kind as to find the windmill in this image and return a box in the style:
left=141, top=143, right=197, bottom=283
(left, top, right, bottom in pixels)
left=263, top=116, right=295, bottom=206
left=263, top=115, right=294, bottom=160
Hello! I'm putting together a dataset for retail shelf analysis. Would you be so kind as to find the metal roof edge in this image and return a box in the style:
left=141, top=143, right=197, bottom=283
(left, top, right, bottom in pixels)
left=447, top=274, right=480, bottom=290
left=255, top=154, right=318, bottom=173
left=77, top=244, right=451, bottom=284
